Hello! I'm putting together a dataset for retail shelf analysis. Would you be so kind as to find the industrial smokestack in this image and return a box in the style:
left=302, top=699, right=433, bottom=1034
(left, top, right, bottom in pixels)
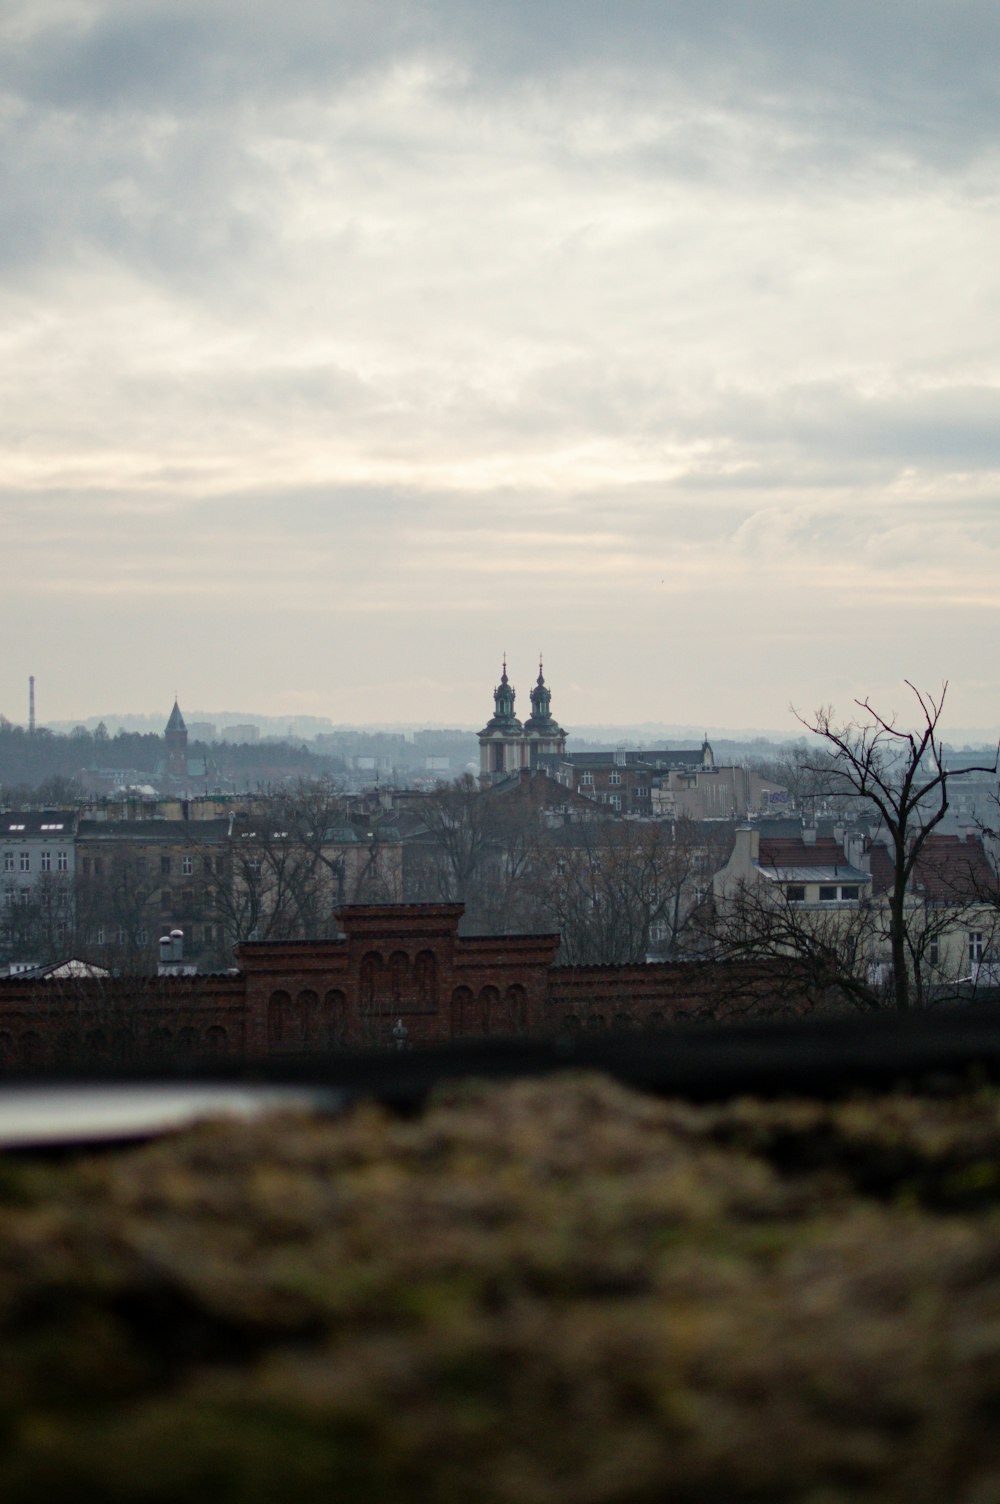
left=28, top=676, right=35, bottom=734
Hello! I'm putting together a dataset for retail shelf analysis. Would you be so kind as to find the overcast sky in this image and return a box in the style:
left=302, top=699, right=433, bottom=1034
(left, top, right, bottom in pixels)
left=4, top=1, right=1000, bottom=736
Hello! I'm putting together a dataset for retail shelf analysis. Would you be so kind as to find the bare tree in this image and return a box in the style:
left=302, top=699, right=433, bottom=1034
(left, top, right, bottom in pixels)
left=749, top=745, right=861, bottom=822
left=1, top=873, right=75, bottom=967
left=219, top=821, right=332, bottom=944
left=522, top=819, right=714, bottom=965
left=798, top=682, right=997, bottom=1010
left=707, top=877, right=888, bottom=1012
left=215, top=782, right=400, bottom=946
left=410, top=775, right=499, bottom=912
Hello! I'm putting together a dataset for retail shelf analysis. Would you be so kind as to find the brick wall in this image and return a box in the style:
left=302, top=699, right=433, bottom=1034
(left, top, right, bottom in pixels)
left=0, top=905, right=817, bottom=1068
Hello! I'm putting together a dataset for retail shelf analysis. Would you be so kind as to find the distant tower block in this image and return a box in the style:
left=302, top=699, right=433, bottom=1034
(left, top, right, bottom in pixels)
left=28, top=676, right=35, bottom=734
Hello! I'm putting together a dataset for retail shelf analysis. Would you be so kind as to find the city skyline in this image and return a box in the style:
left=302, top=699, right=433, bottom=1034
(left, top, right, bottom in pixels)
left=4, top=3, right=1000, bottom=733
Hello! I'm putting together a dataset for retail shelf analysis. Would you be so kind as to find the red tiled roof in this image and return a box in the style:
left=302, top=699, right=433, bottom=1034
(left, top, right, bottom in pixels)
left=759, top=837, right=848, bottom=869
left=910, top=833, right=994, bottom=902
left=869, top=832, right=995, bottom=901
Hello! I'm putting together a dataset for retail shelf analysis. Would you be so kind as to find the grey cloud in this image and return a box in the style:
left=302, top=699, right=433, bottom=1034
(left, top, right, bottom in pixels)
left=2, top=0, right=995, bottom=311
left=420, top=370, right=1000, bottom=486
left=0, top=105, right=282, bottom=287
left=5, top=3, right=424, bottom=112
left=657, top=382, right=1000, bottom=484
left=437, top=2, right=1000, bottom=168
left=6, top=2, right=1000, bottom=169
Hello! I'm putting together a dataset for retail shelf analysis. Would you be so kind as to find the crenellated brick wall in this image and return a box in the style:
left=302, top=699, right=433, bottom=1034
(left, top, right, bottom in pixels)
left=0, top=905, right=815, bottom=1069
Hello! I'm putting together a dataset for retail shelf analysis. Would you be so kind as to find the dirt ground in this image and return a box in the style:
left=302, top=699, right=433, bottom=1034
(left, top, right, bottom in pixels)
left=3, top=1070, right=1000, bottom=1502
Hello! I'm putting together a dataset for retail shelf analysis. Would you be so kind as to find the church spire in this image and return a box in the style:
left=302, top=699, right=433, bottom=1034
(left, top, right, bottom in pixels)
left=489, top=654, right=520, bottom=729
left=526, top=652, right=554, bottom=729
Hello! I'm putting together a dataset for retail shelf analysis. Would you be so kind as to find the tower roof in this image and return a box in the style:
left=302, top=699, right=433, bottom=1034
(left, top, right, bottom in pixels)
left=165, top=699, right=186, bottom=735
left=479, top=655, right=523, bottom=737
left=524, top=654, right=565, bottom=738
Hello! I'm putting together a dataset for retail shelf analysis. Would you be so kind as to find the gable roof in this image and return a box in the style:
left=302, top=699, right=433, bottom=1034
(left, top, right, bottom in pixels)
left=868, top=832, right=996, bottom=902
left=759, top=837, right=852, bottom=870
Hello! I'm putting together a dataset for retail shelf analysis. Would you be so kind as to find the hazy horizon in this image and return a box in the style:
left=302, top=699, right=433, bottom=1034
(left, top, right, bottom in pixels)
left=26, top=707, right=1000, bottom=752
left=4, top=3, right=999, bottom=733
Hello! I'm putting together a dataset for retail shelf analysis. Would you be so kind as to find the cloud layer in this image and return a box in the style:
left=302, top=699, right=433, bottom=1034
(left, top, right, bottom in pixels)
left=3, top=2, right=1000, bottom=731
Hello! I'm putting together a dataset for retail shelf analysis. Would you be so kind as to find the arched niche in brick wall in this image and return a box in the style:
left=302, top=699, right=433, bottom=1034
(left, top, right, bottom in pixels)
left=414, top=949, right=437, bottom=1008
left=269, top=987, right=333, bottom=1048
left=505, top=984, right=527, bottom=1033
left=389, top=950, right=408, bottom=1003
left=324, top=988, right=347, bottom=1045
left=205, top=1025, right=227, bottom=1054
left=479, top=985, right=500, bottom=1034
left=360, top=952, right=383, bottom=1007
left=451, top=986, right=473, bottom=1035
left=268, top=989, right=292, bottom=1047
left=296, top=988, right=320, bottom=1042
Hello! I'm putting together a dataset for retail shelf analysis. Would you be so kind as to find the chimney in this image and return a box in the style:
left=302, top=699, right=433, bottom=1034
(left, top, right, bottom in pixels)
left=844, top=832, right=867, bottom=872
left=28, top=676, right=35, bottom=735
left=158, top=929, right=186, bottom=973
left=734, top=825, right=760, bottom=869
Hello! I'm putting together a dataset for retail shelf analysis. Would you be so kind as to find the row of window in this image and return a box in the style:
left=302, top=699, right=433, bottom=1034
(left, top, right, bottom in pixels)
left=925, top=934, right=989, bottom=966
left=577, top=772, right=648, bottom=789
left=3, top=851, right=69, bottom=872
left=786, top=883, right=862, bottom=903
left=90, top=923, right=219, bottom=946
left=3, top=886, right=71, bottom=908
left=159, top=888, right=214, bottom=910
left=79, top=853, right=226, bottom=878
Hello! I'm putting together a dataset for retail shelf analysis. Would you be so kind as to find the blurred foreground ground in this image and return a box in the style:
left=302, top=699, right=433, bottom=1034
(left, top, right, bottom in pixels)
left=3, top=1071, right=1000, bottom=1502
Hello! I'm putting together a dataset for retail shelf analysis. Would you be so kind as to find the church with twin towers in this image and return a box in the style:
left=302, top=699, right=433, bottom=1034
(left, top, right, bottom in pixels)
left=478, top=657, right=567, bottom=782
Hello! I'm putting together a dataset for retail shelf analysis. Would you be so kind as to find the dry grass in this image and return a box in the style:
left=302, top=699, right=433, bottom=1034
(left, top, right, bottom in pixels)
left=3, top=1072, right=1000, bottom=1501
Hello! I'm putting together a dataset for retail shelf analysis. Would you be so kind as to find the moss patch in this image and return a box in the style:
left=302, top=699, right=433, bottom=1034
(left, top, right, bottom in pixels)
left=3, top=1073, right=1000, bottom=1500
